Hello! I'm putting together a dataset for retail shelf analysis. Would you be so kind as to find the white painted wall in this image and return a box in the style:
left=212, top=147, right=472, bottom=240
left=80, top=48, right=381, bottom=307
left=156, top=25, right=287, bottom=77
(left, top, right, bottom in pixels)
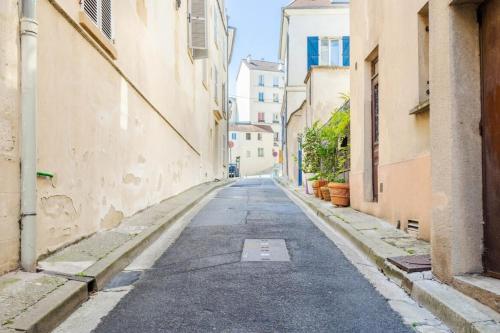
left=229, top=130, right=275, bottom=176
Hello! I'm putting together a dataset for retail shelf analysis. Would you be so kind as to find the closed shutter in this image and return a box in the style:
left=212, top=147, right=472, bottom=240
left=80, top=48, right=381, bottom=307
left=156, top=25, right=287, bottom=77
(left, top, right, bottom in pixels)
left=307, top=36, right=319, bottom=70
left=83, top=0, right=98, bottom=23
left=342, top=36, right=350, bottom=67
left=101, top=0, right=112, bottom=40
left=190, top=0, right=207, bottom=48
left=82, top=0, right=113, bottom=40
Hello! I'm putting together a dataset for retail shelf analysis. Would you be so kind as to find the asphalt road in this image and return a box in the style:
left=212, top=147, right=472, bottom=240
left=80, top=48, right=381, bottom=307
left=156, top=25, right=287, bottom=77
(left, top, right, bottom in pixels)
left=93, top=178, right=412, bottom=333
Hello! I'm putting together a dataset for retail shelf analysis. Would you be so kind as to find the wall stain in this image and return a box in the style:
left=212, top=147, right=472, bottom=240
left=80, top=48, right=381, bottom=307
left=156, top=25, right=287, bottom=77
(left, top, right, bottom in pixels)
left=137, top=155, right=146, bottom=164
left=123, top=173, right=142, bottom=186
left=101, top=205, right=124, bottom=230
left=41, top=195, right=80, bottom=221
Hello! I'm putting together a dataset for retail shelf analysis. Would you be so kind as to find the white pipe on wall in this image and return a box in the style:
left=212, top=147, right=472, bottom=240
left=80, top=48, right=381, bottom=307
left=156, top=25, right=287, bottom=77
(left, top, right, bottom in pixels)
left=20, top=0, right=38, bottom=272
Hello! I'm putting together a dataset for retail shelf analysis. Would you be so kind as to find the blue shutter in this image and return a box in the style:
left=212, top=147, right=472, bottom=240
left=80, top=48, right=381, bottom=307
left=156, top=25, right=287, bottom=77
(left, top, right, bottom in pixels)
left=307, top=36, right=319, bottom=70
left=342, top=36, right=350, bottom=67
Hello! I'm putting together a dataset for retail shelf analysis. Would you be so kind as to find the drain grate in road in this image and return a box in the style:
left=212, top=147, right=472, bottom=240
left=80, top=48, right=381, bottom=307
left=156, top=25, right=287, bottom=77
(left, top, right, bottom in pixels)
left=241, top=239, right=290, bottom=262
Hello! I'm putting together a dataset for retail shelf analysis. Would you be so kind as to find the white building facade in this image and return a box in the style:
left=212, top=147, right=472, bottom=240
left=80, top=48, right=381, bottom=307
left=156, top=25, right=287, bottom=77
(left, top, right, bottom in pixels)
left=233, top=58, right=285, bottom=174
left=279, top=0, right=350, bottom=180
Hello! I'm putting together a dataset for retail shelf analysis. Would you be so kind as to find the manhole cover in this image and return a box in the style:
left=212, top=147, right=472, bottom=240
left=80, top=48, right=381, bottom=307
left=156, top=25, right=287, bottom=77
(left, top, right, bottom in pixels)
left=388, top=254, right=431, bottom=273
left=241, top=239, right=290, bottom=262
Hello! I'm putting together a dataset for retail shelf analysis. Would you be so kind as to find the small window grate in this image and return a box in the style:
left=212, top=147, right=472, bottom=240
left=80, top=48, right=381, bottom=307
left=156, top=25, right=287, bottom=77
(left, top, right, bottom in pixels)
left=83, top=0, right=98, bottom=23
left=407, top=220, right=420, bottom=238
left=101, top=0, right=113, bottom=40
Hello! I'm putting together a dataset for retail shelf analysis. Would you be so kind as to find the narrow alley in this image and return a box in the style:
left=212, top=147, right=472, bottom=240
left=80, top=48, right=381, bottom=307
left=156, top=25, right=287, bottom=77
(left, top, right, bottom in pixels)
left=56, top=179, right=421, bottom=332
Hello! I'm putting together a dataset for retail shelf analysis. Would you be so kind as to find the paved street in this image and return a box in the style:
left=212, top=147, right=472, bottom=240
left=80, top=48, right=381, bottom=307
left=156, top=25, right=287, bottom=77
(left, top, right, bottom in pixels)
left=87, top=179, right=412, bottom=332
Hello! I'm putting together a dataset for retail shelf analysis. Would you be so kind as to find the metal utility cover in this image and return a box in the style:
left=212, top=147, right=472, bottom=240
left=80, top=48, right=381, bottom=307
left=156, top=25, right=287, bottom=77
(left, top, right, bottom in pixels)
left=387, top=254, right=431, bottom=273
left=241, top=239, right=290, bottom=262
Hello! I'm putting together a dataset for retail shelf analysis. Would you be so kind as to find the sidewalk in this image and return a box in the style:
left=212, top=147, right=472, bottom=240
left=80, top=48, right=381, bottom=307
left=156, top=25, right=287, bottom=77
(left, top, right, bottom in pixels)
left=276, top=178, right=500, bottom=333
left=0, top=180, right=231, bottom=333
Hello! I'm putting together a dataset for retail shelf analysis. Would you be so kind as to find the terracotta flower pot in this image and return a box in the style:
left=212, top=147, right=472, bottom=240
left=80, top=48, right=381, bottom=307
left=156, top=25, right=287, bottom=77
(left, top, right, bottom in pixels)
left=328, top=182, right=350, bottom=207
left=313, top=179, right=328, bottom=199
left=320, top=186, right=331, bottom=201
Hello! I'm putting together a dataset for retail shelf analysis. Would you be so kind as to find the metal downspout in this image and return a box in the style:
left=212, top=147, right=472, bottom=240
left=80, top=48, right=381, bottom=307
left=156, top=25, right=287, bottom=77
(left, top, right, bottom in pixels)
left=20, top=0, right=38, bottom=272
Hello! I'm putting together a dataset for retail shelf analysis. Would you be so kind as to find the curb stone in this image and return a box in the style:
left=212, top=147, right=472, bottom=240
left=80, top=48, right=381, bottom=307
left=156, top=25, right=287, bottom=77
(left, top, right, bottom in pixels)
left=4, top=180, right=232, bottom=333
left=275, top=178, right=500, bottom=333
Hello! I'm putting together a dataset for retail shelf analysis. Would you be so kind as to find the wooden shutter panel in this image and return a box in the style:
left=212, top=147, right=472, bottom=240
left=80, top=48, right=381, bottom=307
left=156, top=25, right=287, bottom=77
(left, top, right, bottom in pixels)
left=83, top=0, right=98, bottom=24
left=342, top=36, right=350, bottom=66
left=101, top=0, right=112, bottom=40
left=190, top=0, right=207, bottom=49
left=307, top=36, right=319, bottom=70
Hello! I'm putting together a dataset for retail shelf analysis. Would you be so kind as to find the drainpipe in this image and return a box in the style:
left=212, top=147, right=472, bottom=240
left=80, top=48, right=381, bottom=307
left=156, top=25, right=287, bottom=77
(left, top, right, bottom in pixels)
left=20, top=0, right=38, bottom=272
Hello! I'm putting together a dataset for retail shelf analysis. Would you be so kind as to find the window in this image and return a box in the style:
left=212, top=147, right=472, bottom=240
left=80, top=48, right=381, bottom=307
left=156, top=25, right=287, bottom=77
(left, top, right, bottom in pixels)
left=246, top=133, right=251, bottom=140
left=273, top=93, right=279, bottom=103
left=258, top=112, right=265, bottom=123
left=273, top=113, right=280, bottom=123
left=258, top=75, right=265, bottom=87
left=258, top=148, right=264, bottom=157
left=418, top=3, right=430, bottom=104
left=258, top=92, right=264, bottom=102
left=188, top=0, right=208, bottom=59
left=309, top=36, right=350, bottom=69
left=213, top=4, right=218, bottom=46
left=246, top=150, right=251, bottom=158
left=213, top=66, right=218, bottom=103
left=82, top=0, right=113, bottom=40
left=274, top=132, right=279, bottom=142
left=320, top=38, right=342, bottom=66
left=231, top=132, right=237, bottom=140
left=257, top=133, right=263, bottom=141
left=273, top=76, right=279, bottom=87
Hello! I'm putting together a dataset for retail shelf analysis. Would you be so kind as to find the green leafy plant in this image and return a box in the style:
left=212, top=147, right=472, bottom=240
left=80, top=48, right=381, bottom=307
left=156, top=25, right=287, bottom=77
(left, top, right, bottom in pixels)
left=302, top=122, right=322, bottom=174
left=318, top=95, right=350, bottom=183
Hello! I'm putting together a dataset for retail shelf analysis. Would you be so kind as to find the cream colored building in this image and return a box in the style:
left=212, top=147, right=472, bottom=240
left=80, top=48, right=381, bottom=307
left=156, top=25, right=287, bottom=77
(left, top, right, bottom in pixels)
left=350, top=0, right=500, bottom=298
left=229, top=124, right=275, bottom=176
left=279, top=0, right=350, bottom=183
left=0, top=0, right=234, bottom=275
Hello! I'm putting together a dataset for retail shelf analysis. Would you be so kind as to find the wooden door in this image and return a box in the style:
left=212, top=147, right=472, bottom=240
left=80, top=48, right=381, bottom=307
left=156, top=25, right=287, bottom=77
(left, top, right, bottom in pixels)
left=480, top=0, right=500, bottom=278
left=371, top=58, right=380, bottom=202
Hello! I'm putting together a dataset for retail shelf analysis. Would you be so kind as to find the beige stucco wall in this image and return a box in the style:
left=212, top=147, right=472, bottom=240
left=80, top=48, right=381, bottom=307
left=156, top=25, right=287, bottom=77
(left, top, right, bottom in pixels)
left=305, top=66, right=350, bottom=127
left=350, top=0, right=432, bottom=240
left=429, top=0, right=483, bottom=282
left=0, top=1, right=20, bottom=275
left=286, top=106, right=306, bottom=184
left=0, top=0, right=230, bottom=270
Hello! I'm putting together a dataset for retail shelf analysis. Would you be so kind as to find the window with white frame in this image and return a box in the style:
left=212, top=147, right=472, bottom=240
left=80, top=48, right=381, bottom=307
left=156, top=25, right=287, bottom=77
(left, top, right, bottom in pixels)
left=273, top=93, right=279, bottom=103
left=257, top=133, right=263, bottom=141
left=246, top=150, right=251, bottom=158
left=258, top=112, right=265, bottom=123
left=273, top=76, right=279, bottom=87
left=258, top=92, right=264, bottom=102
left=246, top=133, right=251, bottom=140
left=258, top=75, right=265, bottom=87
left=320, top=37, right=342, bottom=66
left=213, top=66, right=218, bottom=103
left=213, top=4, right=218, bottom=46
left=82, top=0, right=113, bottom=40
left=258, top=148, right=264, bottom=157
left=231, top=132, right=237, bottom=140
left=273, top=113, right=280, bottom=123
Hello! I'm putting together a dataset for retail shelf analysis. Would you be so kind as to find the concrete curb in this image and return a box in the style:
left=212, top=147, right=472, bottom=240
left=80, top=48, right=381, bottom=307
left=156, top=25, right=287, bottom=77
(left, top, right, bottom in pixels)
left=7, top=180, right=232, bottom=333
left=276, top=178, right=500, bottom=333
left=9, top=281, right=88, bottom=333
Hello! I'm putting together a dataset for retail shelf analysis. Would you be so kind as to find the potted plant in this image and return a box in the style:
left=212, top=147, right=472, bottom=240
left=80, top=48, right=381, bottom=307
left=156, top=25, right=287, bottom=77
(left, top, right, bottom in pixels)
left=302, top=123, right=322, bottom=195
left=320, top=95, right=351, bottom=207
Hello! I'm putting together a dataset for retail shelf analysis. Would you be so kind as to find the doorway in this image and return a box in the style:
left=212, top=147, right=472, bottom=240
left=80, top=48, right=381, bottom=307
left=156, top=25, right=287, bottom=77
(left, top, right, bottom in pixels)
left=371, top=58, right=379, bottom=202
left=480, top=0, right=500, bottom=278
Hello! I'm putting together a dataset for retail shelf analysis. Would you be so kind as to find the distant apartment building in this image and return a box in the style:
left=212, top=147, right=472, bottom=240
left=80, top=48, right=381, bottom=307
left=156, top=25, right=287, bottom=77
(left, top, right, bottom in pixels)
left=350, top=0, right=500, bottom=297
left=232, top=58, right=284, bottom=174
left=0, top=0, right=234, bottom=274
left=279, top=0, right=350, bottom=183
left=229, top=124, right=275, bottom=176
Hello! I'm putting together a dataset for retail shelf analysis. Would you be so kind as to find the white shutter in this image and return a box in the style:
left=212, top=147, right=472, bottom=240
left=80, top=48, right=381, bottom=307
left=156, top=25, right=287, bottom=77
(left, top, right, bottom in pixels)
left=189, top=0, right=207, bottom=49
left=101, top=0, right=112, bottom=40
left=83, top=0, right=98, bottom=24
left=82, top=0, right=113, bottom=41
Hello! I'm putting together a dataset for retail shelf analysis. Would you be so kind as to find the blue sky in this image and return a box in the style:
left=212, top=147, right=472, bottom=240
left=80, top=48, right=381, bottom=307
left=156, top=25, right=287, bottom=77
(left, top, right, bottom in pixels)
left=226, top=0, right=290, bottom=96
